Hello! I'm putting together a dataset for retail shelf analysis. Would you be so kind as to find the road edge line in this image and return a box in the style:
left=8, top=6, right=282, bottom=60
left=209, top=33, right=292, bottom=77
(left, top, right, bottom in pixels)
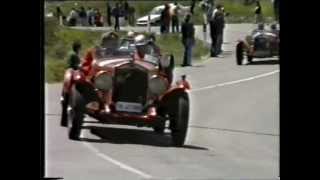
left=82, top=142, right=153, bottom=179
left=191, top=70, right=279, bottom=92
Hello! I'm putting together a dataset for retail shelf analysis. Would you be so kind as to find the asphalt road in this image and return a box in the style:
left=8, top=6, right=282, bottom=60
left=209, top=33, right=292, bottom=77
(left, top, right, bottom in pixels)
left=45, top=24, right=279, bottom=180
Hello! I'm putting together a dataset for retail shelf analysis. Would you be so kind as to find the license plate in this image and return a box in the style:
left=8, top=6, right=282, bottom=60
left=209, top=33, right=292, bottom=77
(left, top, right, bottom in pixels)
left=115, top=102, right=143, bottom=113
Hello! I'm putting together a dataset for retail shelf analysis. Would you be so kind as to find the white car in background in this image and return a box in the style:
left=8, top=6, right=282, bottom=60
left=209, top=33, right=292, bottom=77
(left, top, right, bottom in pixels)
left=136, top=3, right=190, bottom=26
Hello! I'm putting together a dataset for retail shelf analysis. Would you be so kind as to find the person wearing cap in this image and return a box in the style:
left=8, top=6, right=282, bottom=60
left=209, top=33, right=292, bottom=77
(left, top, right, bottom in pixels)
left=181, top=14, right=195, bottom=66
left=251, top=23, right=265, bottom=36
left=81, top=32, right=119, bottom=75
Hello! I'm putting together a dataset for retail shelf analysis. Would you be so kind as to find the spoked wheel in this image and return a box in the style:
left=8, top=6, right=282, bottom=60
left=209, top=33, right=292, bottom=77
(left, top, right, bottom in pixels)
left=170, top=95, right=189, bottom=147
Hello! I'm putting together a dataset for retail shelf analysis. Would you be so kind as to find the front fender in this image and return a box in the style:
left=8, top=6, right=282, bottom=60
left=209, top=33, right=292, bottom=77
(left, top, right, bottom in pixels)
left=159, top=87, right=189, bottom=115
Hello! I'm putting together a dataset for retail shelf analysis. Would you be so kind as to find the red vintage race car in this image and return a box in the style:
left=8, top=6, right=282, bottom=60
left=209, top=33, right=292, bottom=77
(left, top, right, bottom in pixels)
left=60, top=33, right=191, bottom=146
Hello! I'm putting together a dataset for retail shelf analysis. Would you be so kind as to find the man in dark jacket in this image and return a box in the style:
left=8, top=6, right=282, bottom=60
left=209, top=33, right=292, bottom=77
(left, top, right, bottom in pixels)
left=209, top=4, right=224, bottom=57
left=181, top=14, right=195, bottom=66
left=106, top=2, right=112, bottom=26
left=160, top=4, right=171, bottom=34
left=113, top=3, right=121, bottom=31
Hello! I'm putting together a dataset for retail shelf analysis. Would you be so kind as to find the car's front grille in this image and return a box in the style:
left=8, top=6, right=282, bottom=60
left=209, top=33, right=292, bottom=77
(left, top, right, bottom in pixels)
left=113, top=66, right=148, bottom=106
left=254, top=36, right=269, bottom=51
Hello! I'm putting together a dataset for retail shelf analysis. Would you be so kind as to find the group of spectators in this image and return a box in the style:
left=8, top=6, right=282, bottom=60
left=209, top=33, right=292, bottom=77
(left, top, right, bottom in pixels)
left=55, top=6, right=104, bottom=27
left=159, top=3, right=180, bottom=34
left=110, top=1, right=136, bottom=31
left=64, top=0, right=278, bottom=68
left=55, top=1, right=136, bottom=29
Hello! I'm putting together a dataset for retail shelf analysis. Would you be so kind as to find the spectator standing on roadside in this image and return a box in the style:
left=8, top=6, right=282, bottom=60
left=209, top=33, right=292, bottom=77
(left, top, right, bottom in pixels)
left=171, top=2, right=180, bottom=33
left=67, top=41, right=82, bottom=70
left=254, top=1, right=263, bottom=23
left=128, top=5, right=136, bottom=26
left=214, top=6, right=225, bottom=56
left=199, top=0, right=210, bottom=40
left=56, top=6, right=64, bottom=25
left=160, top=3, right=171, bottom=34
left=106, top=2, right=112, bottom=26
left=190, top=0, right=196, bottom=14
left=113, top=3, right=121, bottom=31
left=124, top=1, right=129, bottom=23
left=94, top=9, right=103, bottom=27
left=273, top=0, right=279, bottom=22
left=79, top=6, right=87, bottom=26
left=209, top=4, right=224, bottom=57
left=67, top=8, right=78, bottom=26
left=181, top=14, right=195, bottom=67
left=87, top=7, right=94, bottom=26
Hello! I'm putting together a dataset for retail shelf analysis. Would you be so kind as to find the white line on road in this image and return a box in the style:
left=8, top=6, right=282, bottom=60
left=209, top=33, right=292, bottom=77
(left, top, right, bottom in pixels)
left=191, top=70, right=279, bottom=92
left=82, top=142, right=153, bottom=179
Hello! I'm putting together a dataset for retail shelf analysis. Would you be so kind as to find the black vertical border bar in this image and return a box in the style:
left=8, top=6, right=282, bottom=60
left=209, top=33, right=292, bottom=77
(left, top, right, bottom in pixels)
left=40, top=0, right=45, bottom=179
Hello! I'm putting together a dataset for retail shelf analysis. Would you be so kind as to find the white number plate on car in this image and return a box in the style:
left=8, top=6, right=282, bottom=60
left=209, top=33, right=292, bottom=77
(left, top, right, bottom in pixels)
left=115, top=102, right=143, bottom=113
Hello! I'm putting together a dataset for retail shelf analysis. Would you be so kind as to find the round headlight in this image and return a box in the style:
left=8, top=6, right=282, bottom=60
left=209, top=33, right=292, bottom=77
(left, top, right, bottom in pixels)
left=149, top=76, right=168, bottom=96
left=94, top=73, right=112, bottom=91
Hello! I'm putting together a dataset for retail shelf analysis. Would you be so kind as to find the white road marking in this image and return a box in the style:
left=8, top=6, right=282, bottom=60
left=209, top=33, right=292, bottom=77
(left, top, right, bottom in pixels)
left=82, top=142, right=153, bottom=179
left=191, top=70, right=279, bottom=92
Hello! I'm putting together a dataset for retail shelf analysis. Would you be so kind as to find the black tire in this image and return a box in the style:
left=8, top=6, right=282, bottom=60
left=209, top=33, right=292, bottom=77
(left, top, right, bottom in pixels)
left=153, top=126, right=165, bottom=134
left=170, top=96, right=189, bottom=147
left=236, top=42, right=244, bottom=65
left=247, top=55, right=253, bottom=63
left=60, top=93, right=69, bottom=127
left=153, top=119, right=166, bottom=134
left=67, top=86, right=85, bottom=140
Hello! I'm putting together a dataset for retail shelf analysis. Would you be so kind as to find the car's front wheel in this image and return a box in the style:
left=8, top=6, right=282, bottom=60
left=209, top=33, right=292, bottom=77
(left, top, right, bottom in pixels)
left=247, top=55, right=253, bottom=64
left=67, top=86, right=85, bottom=140
left=170, top=95, right=189, bottom=147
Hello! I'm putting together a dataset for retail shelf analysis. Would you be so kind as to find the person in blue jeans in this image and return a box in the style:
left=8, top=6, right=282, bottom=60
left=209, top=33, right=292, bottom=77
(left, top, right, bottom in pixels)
left=181, top=14, right=195, bottom=66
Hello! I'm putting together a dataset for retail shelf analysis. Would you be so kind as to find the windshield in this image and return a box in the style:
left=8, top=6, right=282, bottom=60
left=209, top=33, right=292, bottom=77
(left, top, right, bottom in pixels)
left=95, top=38, right=134, bottom=60
left=94, top=38, right=159, bottom=65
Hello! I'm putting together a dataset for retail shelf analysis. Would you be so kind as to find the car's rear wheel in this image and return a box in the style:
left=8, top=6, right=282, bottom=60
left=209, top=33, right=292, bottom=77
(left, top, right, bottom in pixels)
left=67, top=86, right=85, bottom=140
left=170, top=95, right=189, bottom=147
left=236, top=42, right=244, bottom=65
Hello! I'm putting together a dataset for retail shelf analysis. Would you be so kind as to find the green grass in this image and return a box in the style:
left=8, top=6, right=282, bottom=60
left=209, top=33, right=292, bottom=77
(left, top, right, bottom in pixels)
left=45, top=0, right=275, bottom=24
left=45, top=18, right=209, bottom=83
left=156, top=33, right=209, bottom=65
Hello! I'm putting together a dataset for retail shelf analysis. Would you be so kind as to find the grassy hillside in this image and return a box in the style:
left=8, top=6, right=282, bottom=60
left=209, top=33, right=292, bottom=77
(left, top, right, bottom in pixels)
left=45, top=0, right=275, bottom=24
